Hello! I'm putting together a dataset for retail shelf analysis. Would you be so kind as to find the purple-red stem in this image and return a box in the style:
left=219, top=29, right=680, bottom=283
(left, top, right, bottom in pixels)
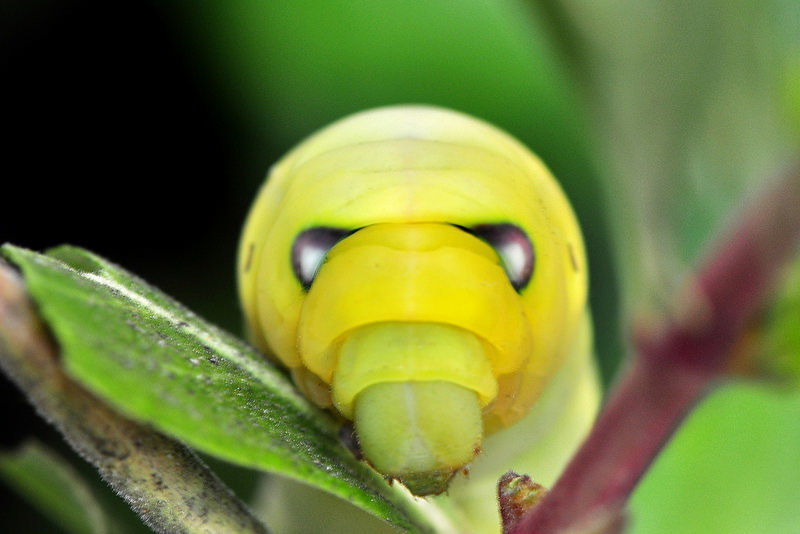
left=509, top=166, right=800, bottom=533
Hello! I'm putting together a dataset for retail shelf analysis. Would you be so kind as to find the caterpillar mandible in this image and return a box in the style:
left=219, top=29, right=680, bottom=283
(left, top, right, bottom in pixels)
left=238, top=105, right=594, bottom=496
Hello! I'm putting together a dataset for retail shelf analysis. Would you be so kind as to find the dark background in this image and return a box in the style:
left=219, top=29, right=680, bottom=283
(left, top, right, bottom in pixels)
left=2, top=3, right=255, bottom=529
left=2, top=1, right=252, bottom=328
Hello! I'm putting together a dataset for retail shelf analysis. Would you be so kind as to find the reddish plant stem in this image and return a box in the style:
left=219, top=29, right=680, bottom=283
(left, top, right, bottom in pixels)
left=509, top=357, right=710, bottom=534
left=509, top=166, right=800, bottom=533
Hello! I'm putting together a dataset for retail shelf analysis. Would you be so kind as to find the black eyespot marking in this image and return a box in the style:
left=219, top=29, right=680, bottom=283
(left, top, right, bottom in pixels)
left=467, top=224, right=535, bottom=291
left=291, top=227, right=351, bottom=289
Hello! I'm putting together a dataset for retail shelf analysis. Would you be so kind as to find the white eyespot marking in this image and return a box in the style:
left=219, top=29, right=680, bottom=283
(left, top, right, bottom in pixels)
left=468, top=224, right=535, bottom=291
left=291, top=227, right=350, bottom=289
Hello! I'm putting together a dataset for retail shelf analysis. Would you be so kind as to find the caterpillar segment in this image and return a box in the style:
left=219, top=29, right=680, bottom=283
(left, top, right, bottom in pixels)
left=238, top=105, right=590, bottom=495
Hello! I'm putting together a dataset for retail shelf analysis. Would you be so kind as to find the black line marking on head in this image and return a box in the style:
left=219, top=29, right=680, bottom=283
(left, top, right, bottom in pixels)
left=243, top=243, right=255, bottom=273
left=568, top=243, right=579, bottom=272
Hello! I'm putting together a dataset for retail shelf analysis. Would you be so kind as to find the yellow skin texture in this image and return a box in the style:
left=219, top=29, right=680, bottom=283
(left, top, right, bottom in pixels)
left=238, top=105, right=590, bottom=496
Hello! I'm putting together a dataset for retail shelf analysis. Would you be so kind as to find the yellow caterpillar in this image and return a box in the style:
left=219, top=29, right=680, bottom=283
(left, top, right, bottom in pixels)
left=238, top=105, right=597, bottom=497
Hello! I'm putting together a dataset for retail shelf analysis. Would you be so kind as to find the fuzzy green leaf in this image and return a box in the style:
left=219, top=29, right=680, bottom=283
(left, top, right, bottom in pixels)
left=1, top=244, right=441, bottom=533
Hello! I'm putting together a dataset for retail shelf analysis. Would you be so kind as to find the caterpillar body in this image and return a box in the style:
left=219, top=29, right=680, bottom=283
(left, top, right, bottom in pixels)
left=238, top=105, right=594, bottom=496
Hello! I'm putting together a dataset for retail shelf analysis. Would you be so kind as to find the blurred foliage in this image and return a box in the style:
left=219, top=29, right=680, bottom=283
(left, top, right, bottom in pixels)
left=562, top=1, right=800, bottom=533
left=1, top=0, right=799, bottom=533
left=564, top=0, right=800, bottom=314
left=759, top=258, right=800, bottom=387
left=0, top=442, right=110, bottom=534
left=630, top=383, right=800, bottom=534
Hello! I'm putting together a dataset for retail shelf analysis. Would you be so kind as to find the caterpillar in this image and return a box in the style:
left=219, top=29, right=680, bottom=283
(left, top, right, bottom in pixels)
left=238, top=105, right=594, bottom=496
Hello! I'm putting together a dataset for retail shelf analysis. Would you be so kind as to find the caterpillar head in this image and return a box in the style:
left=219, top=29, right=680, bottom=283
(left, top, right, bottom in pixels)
left=238, top=106, right=587, bottom=494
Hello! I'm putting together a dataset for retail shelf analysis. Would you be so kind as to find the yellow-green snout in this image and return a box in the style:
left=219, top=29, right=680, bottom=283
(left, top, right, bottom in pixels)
left=355, top=382, right=481, bottom=495
left=336, top=322, right=494, bottom=495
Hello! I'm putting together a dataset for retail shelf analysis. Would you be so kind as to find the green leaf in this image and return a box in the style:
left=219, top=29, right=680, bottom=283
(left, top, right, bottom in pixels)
left=0, top=440, right=156, bottom=534
left=1, top=244, right=442, bottom=533
left=0, top=259, right=268, bottom=534
left=183, top=1, right=591, bottom=172
left=630, top=383, right=800, bottom=534
left=0, top=441, right=110, bottom=534
left=759, top=257, right=800, bottom=385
